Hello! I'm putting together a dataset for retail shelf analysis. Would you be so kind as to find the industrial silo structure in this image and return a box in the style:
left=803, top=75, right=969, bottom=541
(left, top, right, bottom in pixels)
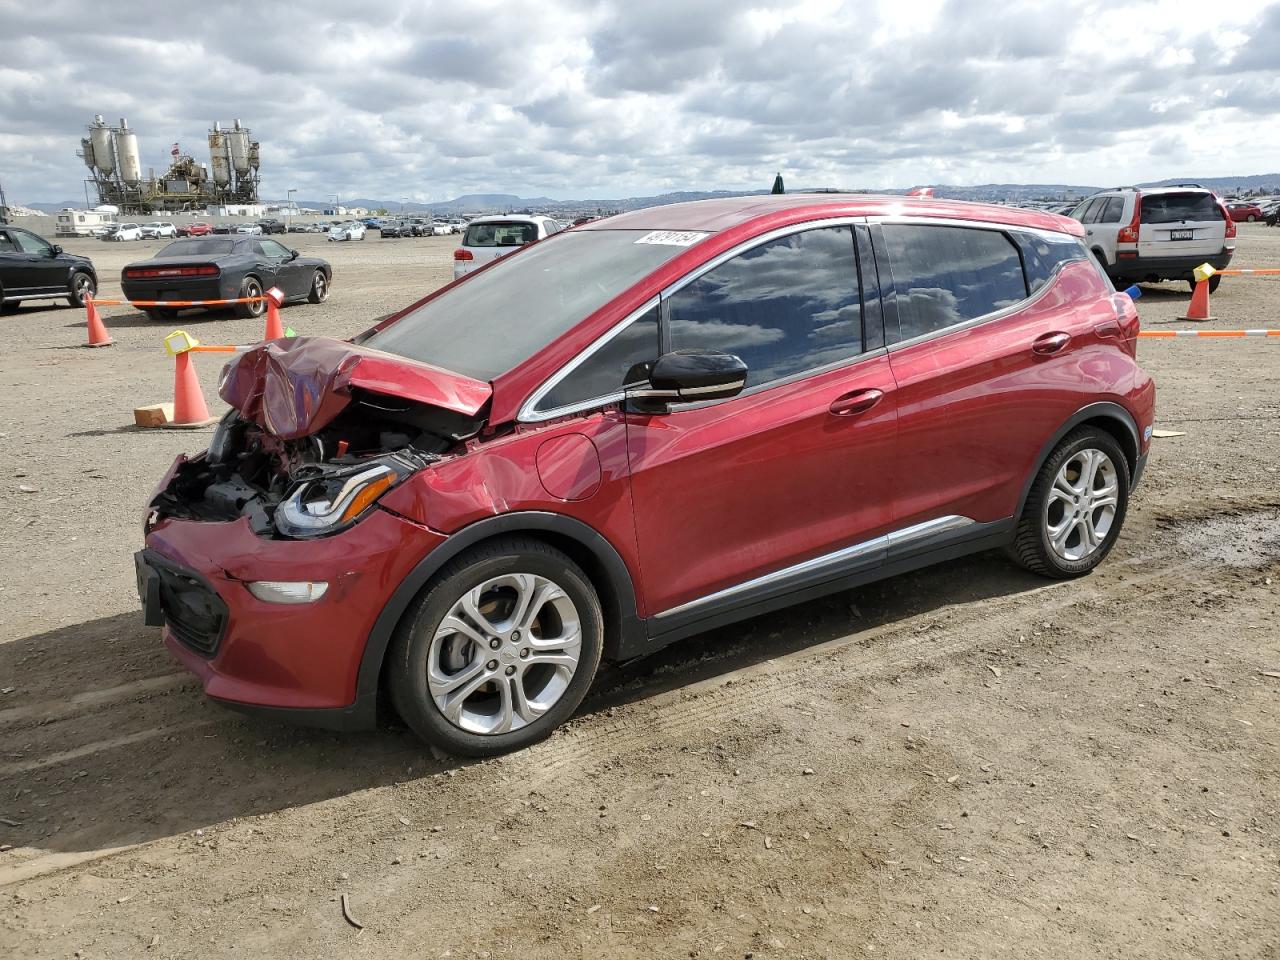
left=89, top=116, right=115, bottom=176
left=116, top=118, right=142, bottom=186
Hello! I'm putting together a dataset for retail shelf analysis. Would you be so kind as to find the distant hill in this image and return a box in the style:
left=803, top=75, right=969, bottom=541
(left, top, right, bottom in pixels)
left=26, top=174, right=1280, bottom=216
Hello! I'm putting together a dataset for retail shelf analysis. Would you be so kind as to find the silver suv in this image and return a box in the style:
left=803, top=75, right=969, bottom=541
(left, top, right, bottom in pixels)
left=1069, top=185, right=1235, bottom=292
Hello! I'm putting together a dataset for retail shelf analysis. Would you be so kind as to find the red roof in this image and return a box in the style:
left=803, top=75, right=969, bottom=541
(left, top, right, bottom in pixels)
left=583, top=193, right=1084, bottom=237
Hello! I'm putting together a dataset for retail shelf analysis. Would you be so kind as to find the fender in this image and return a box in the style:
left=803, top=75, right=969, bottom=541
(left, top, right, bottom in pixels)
left=349, top=510, right=645, bottom=726
left=1015, top=401, right=1140, bottom=519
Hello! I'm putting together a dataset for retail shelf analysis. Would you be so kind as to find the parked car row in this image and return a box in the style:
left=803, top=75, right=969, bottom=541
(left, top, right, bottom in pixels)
left=376, top=218, right=466, bottom=238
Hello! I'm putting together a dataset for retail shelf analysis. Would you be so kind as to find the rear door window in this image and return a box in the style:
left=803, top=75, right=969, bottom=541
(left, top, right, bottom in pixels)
left=881, top=224, right=1028, bottom=341
left=665, top=225, right=864, bottom=388
left=1141, top=193, right=1223, bottom=223
left=464, top=222, right=539, bottom=247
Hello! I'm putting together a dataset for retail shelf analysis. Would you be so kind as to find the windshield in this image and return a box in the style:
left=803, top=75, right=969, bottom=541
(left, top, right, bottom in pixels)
left=156, top=239, right=237, bottom=257
left=1141, top=193, right=1223, bottom=224
left=364, top=229, right=697, bottom=380
left=464, top=221, right=539, bottom=247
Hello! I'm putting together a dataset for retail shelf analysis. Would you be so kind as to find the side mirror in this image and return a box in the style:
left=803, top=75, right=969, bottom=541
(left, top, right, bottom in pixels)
left=630, top=349, right=748, bottom=407
left=51, top=244, right=63, bottom=256
left=289, top=249, right=299, bottom=260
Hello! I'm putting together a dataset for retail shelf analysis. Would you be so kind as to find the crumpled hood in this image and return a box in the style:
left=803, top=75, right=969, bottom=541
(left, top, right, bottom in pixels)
left=219, top=336, right=492, bottom=440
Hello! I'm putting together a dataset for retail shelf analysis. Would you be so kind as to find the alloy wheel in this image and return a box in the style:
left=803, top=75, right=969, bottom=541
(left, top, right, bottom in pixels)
left=427, top=573, right=582, bottom=735
left=1043, top=448, right=1119, bottom=561
left=74, top=273, right=95, bottom=304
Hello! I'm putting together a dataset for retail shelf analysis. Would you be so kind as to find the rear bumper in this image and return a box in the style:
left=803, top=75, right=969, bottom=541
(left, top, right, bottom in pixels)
left=121, top=279, right=231, bottom=304
left=1109, top=249, right=1234, bottom=282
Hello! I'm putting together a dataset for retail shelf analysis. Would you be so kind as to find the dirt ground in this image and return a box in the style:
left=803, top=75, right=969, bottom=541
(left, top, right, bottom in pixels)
left=1, top=224, right=1278, bottom=959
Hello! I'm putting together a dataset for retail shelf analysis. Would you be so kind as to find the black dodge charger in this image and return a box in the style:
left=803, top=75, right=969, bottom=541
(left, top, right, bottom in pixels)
left=121, top=237, right=331, bottom=322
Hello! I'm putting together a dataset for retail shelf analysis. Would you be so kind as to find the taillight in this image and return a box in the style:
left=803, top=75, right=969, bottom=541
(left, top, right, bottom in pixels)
left=1219, top=201, right=1237, bottom=239
left=124, top=264, right=220, bottom=279
left=453, top=249, right=473, bottom=261
left=1116, top=193, right=1142, bottom=244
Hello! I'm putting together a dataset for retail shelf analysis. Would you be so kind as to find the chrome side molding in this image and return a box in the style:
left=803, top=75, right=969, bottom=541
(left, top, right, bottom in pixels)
left=654, top=515, right=977, bottom=620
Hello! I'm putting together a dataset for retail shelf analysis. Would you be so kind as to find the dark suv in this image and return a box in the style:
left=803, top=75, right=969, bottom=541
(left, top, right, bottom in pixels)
left=0, top=225, right=97, bottom=311
left=257, top=219, right=287, bottom=235
left=137, top=195, right=1154, bottom=757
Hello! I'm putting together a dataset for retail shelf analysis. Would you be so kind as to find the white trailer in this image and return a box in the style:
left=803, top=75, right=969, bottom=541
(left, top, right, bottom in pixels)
left=55, top=209, right=116, bottom=237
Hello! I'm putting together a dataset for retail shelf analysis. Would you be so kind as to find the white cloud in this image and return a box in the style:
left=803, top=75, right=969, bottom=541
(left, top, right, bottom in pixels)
left=0, top=0, right=1277, bottom=203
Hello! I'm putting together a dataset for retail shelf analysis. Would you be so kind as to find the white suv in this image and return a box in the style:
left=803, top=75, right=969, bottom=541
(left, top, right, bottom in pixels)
left=140, top=221, right=178, bottom=239
left=1069, top=185, right=1235, bottom=292
left=452, top=215, right=561, bottom=279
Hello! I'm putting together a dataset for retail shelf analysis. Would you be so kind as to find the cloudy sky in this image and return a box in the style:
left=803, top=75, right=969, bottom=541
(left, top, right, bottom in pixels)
left=1, top=0, right=1278, bottom=204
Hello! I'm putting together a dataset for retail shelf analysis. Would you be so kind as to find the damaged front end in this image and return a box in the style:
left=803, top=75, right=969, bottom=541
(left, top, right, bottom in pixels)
left=146, top=336, right=493, bottom=539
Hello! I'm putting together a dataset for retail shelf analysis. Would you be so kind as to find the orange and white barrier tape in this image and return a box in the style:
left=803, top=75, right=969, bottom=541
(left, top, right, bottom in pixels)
left=1140, top=329, right=1280, bottom=338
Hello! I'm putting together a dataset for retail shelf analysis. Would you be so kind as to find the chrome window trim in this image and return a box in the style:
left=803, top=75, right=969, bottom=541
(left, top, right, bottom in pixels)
left=659, top=216, right=864, bottom=300
left=869, top=216, right=1071, bottom=353
left=520, top=216, right=866, bottom=424
left=654, top=515, right=976, bottom=620
left=519, top=296, right=660, bottom=423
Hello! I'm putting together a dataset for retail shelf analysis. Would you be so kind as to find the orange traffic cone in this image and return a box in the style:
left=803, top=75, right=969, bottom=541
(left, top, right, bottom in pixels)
left=166, top=351, right=217, bottom=428
left=263, top=286, right=285, bottom=340
left=1183, top=278, right=1215, bottom=322
left=84, top=296, right=114, bottom=347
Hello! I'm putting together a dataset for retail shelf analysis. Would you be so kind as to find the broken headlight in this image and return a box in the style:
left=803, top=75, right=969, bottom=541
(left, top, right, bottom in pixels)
left=274, top=456, right=414, bottom=538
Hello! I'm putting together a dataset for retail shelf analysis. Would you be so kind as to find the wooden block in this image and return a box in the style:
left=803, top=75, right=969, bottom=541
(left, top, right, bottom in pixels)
left=134, top=403, right=174, bottom=428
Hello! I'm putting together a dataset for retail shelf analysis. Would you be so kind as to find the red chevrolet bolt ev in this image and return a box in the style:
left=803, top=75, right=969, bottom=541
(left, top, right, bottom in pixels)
left=136, top=195, right=1154, bottom=756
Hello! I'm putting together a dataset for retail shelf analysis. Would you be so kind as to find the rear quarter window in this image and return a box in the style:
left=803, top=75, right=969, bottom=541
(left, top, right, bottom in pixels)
left=881, top=224, right=1028, bottom=341
left=1014, top=232, right=1088, bottom=293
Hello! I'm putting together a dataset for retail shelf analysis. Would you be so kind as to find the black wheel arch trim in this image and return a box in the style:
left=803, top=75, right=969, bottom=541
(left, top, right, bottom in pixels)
left=1015, top=401, right=1140, bottom=520
left=347, top=510, right=645, bottom=729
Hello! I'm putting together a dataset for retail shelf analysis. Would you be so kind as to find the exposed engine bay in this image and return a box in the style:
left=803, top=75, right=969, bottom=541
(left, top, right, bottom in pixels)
left=149, top=389, right=481, bottom=538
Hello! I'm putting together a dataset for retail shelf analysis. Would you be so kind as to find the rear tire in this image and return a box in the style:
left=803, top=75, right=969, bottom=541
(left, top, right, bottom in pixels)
left=1, top=300, right=19, bottom=314
left=234, top=277, right=264, bottom=319
left=388, top=537, right=604, bottom=757
left=1189, top=276, right=1222, bottom=294
left=306, top=270, right=329, bottom=303
left=1007, top=427, right=1130, bottom=579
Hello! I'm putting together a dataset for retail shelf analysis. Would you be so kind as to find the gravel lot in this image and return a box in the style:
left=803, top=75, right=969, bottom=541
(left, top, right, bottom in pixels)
left=1, top=224, right=1278, bottom=959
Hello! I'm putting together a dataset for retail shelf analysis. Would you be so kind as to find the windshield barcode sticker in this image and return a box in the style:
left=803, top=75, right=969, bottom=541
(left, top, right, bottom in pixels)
left=634, top=230, right=708, bottom=246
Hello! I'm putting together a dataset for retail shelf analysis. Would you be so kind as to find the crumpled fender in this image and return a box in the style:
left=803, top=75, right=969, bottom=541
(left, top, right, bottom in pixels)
left=219, top=336, right=491, bottom=439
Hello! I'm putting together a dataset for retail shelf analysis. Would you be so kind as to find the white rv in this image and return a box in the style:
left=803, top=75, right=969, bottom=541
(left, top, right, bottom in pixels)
left=55, top=208, right=116, bottom=238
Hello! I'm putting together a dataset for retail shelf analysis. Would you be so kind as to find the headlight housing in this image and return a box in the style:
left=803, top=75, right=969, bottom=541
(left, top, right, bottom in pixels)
left=274, top=455, right=415, bottom=539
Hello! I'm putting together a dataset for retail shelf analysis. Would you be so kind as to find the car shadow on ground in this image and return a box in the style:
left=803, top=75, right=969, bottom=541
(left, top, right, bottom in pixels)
left=1129, top=283, right=1193, bottom=301
left=0, top=552, right=1041, bottom=857
left=60, top=310, right=244, bottom=330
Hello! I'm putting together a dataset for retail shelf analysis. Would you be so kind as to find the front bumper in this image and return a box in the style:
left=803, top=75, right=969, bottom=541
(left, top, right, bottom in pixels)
left=138, top=508, right=446, bottom=728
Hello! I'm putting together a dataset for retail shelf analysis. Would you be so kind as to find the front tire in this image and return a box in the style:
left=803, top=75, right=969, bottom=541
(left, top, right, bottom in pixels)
left=68, top=271, right=96, bottom=308
left=389, top=538, right=604, bottom=757
left=234, top=277, right=264, bottom=319
left=1008, top=427, right=1130, bottom=579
